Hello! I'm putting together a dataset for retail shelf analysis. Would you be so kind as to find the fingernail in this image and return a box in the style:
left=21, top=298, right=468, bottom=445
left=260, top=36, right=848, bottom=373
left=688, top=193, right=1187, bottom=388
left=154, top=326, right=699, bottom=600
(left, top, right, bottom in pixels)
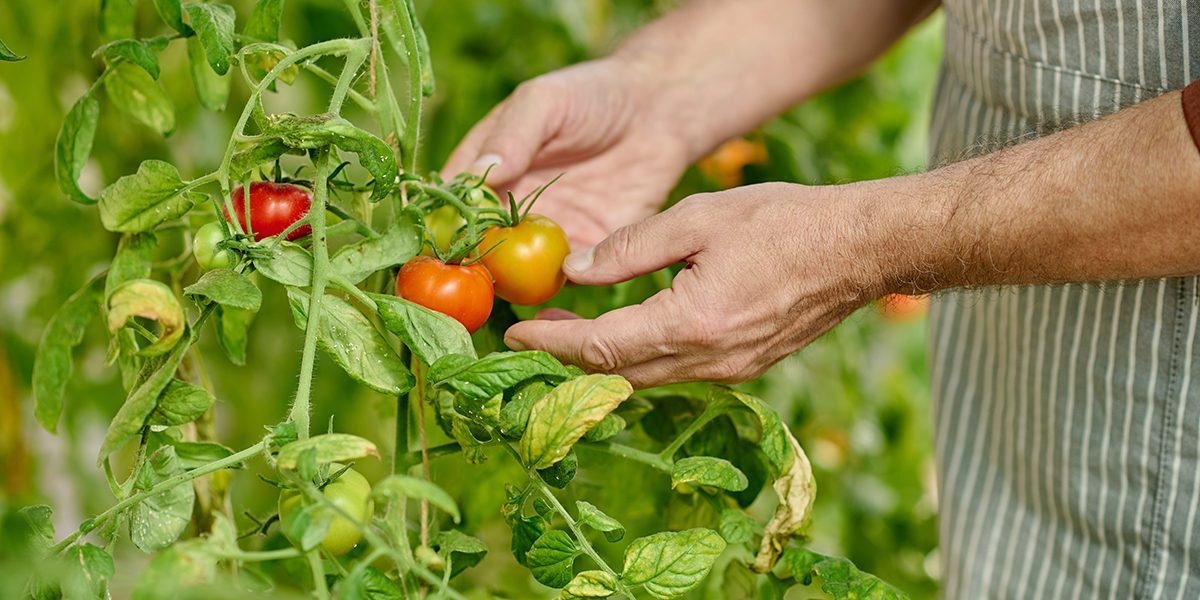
left=563, top=247, right=594, bottom=275
left=470, top=154, right=502, bottom=176
left=505, top=336, right=527, bottom=351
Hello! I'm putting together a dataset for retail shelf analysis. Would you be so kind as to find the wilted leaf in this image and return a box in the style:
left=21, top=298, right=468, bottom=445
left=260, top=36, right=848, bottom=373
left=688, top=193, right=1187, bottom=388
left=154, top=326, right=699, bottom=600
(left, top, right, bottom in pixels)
left=107, top=279, right=185, bottom=357
left=560, top=570, right=618, bottom=599
left=752, top=427, right=814, bottom=573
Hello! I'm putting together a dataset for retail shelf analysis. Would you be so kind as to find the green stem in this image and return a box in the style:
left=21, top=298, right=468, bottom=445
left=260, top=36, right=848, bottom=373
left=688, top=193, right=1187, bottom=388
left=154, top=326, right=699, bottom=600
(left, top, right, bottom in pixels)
left=535, top=480, right=628, bottom=593
left=306, top=549, right=330, bottom=600
left=217, top=548, right=303, bottom=562
left=582, top=441, right=673, bottom=473
left=50, top=440, right=268, bottom=554
left=658, top=407, right=721, bottom=461
left=391, top=0, right=423, bottom=173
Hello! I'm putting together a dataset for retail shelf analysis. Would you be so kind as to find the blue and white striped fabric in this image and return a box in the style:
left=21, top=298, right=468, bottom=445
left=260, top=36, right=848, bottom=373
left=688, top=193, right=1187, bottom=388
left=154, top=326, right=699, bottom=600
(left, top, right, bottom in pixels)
left=928, top=1, right=1200, bottom=598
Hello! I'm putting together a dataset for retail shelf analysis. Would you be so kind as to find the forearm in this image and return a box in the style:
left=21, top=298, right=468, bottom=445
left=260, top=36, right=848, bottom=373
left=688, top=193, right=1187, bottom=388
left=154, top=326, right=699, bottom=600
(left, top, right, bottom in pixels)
left=882, top=90, right=1200, bottom=294
left=611, top=0, right=938, bottom=160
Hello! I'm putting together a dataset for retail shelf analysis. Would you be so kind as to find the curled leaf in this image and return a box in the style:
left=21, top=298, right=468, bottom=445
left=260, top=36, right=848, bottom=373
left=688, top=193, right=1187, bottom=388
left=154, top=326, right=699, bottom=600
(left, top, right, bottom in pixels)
left=752, top=426, right=815, bottom=573
left=107, top=279, right=185, bottom=357
left=276, top=433, right=379, bottom=470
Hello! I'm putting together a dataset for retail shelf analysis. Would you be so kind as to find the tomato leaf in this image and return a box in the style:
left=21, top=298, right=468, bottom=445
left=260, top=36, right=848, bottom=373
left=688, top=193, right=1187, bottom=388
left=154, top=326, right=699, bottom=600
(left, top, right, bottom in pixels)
left=19, top=505, right=55, bottom=551
left=107, top=279, right=186, bottom=357
left=98, top=330, right=191, bottom=462
left=170, top=441, right=238, bottom=470
left=152, top=0, right=189, bottom=34
left=104, top=63, right=176, bottom=136
left=717, top=509, right=757, bottom=546
left=518, top=374, right=632, bottom=469
left=499, top=379, right=553, bottom=439
left=183, top=268, right=262, bottom=312
left=216, top=306, right=254, bottom=365
left=575, top=501, right=625, bottom=543
left=371, top=474, right=461, bottom=523
left=562, top=570, right=618, bottom=599
left=183, top=2, right=235, bottom=75
left=186, top=36, right=230, bottom=111
left=525, top=530, right=579, bottom=588
left=258, top=113, right=398, bottom=201
left=330, top=213, right=421, bottom=284
left=147, top=380, right=214, bottom=427
left=33, top=275, right=103, bottom=433
left=99, top=160, right=200, bottom=232
left=276, top=433, right=379, bottom=470
left=782, top=548, right=909, bottom=600
left=582, top=412, right=626, bottom=442
left=63, top=544, right=116, bottom=598
left=709, top=387, right=793, bottom=475
left=341, top=567, right=404, bottom=600
left=100, top=0, right=136, bottom=40
left=287, top=289, right=414, bottom=395
left=94, top=39, right=161, bottom=79
left=537, top=448, right=577, bottom=489
left=621, top=528, right=725, bottom=599
left=0, top=35, right=24, bottom=61
left=244, top=0, right=283, bottom=42
left=255, top=241, right=313, bottom=287
left=509, top=514, right=545, bottom=567
left=105, top=233, right=156, bottom=302
left=432, top=529, right=487, bottom=578
left=55, top=93, right=100, bottom=205
left=131, top=540, right=217, bottom=599
left=373, top=293, right=476, bottom=366
left=429, top=351, right=571, bottom=401
left=752, top=426, right=815, bottom=573
left=671, top=456, right=749, bottom=493
left=130, top=446, right=196, bottom=552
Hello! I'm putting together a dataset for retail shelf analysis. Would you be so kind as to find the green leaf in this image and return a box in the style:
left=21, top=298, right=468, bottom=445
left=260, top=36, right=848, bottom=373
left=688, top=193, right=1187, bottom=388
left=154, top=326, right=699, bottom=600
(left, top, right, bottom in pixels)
left=152, top=0, right=189, bottom=34
left=331, top=215, right=421, bottom=285
left=371, top=474, right=460, bottom=523
left=187, top=36, right=230, bottom=111
left=132, top=540, right=217, bottom=599
left=231, top=138, right=293, bottom=180
left=537, top=448, right=577, bottom=489
left=184, top=268, right=262, bottom=312
left=63, top=544, right=116, bottom=598
left=216, top=306, right=254, bottom=365
left=259, top=113, right=398, bottom=201
left=499, top=379, right=553, bottom=438
left=107, top=279, right=186, bottom=357
left=244, top=0, right=283, bottom=42
left=430, top=351, right=570, bottom=401
left=287, top=290, right=414, bottom=395
left=620, top=528, right=725, bottom=600
left=432, top=529, right=487, bottom=578
left=717, top=509, right=757, bottom=546
left=373, top=293, right=475, bottom=366
left=19, top=505, right=55, bottom=550
left=519, top=375, right=633, bottom=469
left=342, top=567, right=404, bottom=600
left=671, top=457, right=749, bottom=493
left=105, top=233, right=156, bottom=300
left=0, top=35, right=24, bottom=61
left=130, top=447, right=195, bottom=552
left=183, top=2, right=235, bottom=75
left=99, top=335, right=191, bottom=462
left=782, top=549, right=909, bottom=600
left=710, top=387, right=792, bottom=475
left=276, top=433, right=379, bottom=470
left=526, top=530, right=579, bottom=589
left=100, top=0, right=135, bottom=40
left=509, top=514, right=545, bottom=567
left=575, top=501, right=624, bottom=543
left=582, top=413, right=626, bottom=442
left=148, top=380, right=214, bottom=426
left=33, top=275, right=103, bottom=433
left=105, top=63, right=176, bottom=136
left=254, top=241, right=312, bottom=286
left=55, top=93, right=100, bottom=204
left=561, top=570, right=618, bottom=599
left=243, top=47, right=299, bottom=91
left=171, top=441, right=238, bottom=470
left=94, top=39, right=160, bottom=79
left=99, top=160, right=199, bottom=232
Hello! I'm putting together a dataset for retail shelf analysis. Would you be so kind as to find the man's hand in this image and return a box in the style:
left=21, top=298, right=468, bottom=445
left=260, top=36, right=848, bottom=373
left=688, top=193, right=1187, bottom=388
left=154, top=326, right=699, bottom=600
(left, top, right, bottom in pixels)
left=503, top=182, right=907, bottom=388
left=443, top=59, right=691, bottom=248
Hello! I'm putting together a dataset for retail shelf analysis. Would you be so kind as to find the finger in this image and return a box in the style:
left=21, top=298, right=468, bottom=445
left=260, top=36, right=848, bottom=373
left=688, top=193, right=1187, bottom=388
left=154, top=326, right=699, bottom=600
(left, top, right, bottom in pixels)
left=612, top=356, right=696, bottom=389
left=455, top=83, right=561, bottom=186
left=504, top=292, right=679, bottom=372
left=534, top=308, right=581, bottom=321
left=443, top=105, right=502, bottom=177
left=562, top=202, right=705, bottom=286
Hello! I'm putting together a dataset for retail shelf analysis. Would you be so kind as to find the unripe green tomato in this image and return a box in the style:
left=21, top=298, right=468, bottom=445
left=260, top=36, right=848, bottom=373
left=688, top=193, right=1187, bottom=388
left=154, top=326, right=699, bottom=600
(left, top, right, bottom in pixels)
left=192, top=222, right=234, bottom=270
left=423, top=205, right=465, bottom=256
left=278, top=466, right=373, bottom=557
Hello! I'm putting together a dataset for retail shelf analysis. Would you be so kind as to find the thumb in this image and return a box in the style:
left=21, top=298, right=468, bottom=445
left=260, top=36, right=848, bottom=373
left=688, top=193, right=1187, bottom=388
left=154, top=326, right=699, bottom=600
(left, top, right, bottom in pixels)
left=563, top=204, right=706, bottom=286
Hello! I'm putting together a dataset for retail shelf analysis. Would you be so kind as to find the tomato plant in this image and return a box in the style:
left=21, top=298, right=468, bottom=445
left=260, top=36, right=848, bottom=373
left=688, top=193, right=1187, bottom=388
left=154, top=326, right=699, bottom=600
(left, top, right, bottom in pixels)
left=224, top=181, right=313, bottom=242
left=11, top=2, right=917, bottom=599
left=395, top=256, right=494, bottom=333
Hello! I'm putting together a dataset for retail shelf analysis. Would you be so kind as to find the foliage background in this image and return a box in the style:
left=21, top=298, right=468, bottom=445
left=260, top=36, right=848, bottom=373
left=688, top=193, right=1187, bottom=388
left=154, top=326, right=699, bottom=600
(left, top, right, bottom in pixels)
left=0, top=0, right=943, bottom=597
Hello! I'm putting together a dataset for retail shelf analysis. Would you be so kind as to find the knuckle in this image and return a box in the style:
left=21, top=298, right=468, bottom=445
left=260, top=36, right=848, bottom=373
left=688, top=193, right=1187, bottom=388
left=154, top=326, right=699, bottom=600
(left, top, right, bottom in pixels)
left=579, top=334, right=622, bottom=372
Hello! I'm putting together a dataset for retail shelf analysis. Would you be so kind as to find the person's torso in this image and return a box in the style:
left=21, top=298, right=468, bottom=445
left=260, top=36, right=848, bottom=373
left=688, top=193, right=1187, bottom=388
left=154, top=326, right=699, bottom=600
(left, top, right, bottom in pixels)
left=928, top=2, right=1200, bottom=599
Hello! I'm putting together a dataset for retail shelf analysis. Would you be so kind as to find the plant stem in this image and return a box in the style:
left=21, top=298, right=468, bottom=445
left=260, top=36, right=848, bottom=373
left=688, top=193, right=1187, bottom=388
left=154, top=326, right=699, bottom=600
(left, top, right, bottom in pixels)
left=50, top=440, right=268, bottom=554
left=535, top=481, right=628, bottom=594
left=306, top=549, right=330, bottom=600
left=582, top=441, right=673, bottom=474
left=391, top=0, right=423, bottom=173
left=414, top=360, right=430, bottom=548
left=217, top=548, right=303, bottom=562
left=658, top=407, right=721, bottom=461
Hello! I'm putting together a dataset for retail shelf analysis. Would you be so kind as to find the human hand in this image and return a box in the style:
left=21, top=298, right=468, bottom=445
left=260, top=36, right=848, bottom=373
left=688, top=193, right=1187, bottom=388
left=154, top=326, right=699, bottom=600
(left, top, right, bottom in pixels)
left=443, top=58, right=694, bottom=248
left=503, top=181, right=915, bottom=388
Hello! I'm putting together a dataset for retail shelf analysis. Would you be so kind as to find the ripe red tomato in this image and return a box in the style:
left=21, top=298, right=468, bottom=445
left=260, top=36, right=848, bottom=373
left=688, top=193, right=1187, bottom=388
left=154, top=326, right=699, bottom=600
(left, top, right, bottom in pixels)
left=480, top=214, right=570, bottom=306
left=396, top=256, right=494, bottom=333
left=224, top=181, right=312, bottom=242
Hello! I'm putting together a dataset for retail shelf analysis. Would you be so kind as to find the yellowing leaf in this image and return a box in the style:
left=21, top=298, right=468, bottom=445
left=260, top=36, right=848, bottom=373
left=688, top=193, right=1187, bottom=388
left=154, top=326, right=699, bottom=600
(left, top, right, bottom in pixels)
left=518, top=375, right=632, bottom=469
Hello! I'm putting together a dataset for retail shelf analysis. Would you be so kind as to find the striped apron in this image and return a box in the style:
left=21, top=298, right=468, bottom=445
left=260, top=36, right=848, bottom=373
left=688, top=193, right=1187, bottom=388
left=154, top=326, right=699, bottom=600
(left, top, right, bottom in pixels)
left=928, top=1, right=1200, bottom=599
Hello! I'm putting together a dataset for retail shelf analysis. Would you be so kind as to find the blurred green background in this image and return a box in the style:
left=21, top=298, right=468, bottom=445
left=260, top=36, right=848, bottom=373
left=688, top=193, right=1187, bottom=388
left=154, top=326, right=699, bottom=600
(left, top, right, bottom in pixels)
left=0, top=0, right=942, bottom=597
